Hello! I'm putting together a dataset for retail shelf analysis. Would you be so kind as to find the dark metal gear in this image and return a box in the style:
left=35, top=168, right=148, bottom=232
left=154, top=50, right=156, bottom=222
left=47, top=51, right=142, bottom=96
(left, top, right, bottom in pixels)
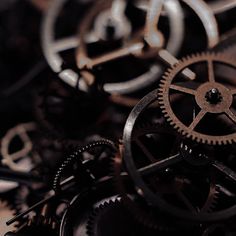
left=53, top=139, right=117, bottom=192
left=86, top=198, right=154, bottom=236
left=158, top=52, right=236, bottom=145
left=134, top=124, right=220, bottom=213
left=59, top=177, right=121, bottom=236
left=122, top=88, right=236, bottom=223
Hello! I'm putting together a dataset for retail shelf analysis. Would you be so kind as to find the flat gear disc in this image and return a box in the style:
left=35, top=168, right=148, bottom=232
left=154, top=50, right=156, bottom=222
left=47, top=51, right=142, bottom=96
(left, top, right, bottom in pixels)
left=158, top=52, right=236, bottom=145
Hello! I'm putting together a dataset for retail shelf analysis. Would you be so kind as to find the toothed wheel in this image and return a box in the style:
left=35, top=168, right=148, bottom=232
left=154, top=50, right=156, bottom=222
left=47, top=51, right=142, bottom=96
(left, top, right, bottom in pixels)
left=86, top=198, right=147, bottom=236
left=122, top=89, right=236, bottom=223
left=158, top=52, right=236, bottom=145
left=53, top=139, right=117, bottom=192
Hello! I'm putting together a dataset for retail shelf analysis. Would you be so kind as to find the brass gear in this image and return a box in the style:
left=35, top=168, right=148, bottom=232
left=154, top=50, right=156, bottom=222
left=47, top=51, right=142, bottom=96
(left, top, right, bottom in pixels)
left=158, top=52, right=236, bottom=145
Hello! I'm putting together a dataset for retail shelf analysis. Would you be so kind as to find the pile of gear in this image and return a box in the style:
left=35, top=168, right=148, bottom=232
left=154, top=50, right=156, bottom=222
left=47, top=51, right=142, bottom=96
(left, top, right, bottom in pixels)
left=0, top=0, right=236, bottom=235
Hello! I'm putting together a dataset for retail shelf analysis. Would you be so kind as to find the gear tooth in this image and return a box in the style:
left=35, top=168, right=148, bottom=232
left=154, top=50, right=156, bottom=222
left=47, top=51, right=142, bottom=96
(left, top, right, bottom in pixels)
left=164, top=114, right=170, bottom=120
left=86, top=198, right=123, bottom=236
left=199, top=51, right=206, bottom=57
left=163, top=72, right=169, bottom=77
left=209, top=139, right=213, bottom=145
left=176, top=126, right=182, bottom=132
left=186, top=133, right=191, bottom=138
left=187, top=54, right=194, bottom=60
left=195, top=136, right=199, bottom=142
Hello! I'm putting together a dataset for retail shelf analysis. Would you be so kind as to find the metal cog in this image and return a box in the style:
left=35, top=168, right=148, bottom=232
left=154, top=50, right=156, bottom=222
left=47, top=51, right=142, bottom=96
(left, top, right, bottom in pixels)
left=158, top=52, right=236, bottom=145
left=134, top=124, right=220, bottom=213
left=112, top=146, right=184, bottom=232
left=121, top=89, right=236, bottom=223
left=0, top=200, right=18, bottom=235
left=86, top=198, right=123, bottom=236
left=53, top=139, right=117, bottom=192
left=86, top=196, right=162, bottom=236
left=115, top=123, right=220, bottom=229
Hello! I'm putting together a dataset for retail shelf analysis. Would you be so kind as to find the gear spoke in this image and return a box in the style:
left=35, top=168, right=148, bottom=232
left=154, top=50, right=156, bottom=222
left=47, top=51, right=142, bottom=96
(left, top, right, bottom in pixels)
left=175, top=189, right=197, bottom=213
left=135, top=139, right=157, bottom=163
left=189, top=109, right=207, bottom=130
left=208, top=59, right=216, bottom=83
left=138, top=153, right=182, bottom=176
left=169, top=84, right=197, bottom=95
left=52, top=33, right=97, bottom=52
left=225, top=109, right=236, bottom=124
left=212, top=161, right=236, bottom=183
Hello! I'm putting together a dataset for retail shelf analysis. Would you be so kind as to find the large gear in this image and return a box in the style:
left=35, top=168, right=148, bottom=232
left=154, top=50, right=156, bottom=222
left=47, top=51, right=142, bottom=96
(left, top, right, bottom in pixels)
left=133, top=124, right=220, bottom=213
left=122, top=88, right=236, bottom=223
left=158, top=52, right=236, bottom=145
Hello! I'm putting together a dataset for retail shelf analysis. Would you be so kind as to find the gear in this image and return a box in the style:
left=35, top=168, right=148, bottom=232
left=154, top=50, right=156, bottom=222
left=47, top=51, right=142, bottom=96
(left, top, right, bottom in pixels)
left=116, top=126, right=219, bottom=230
left=86, top=196, right=162, bottom=236
left=87, top=198, right=133, bottom=236
left=53, top=139, right=117, bottom=192
left=122, top=88, right=236, bottom=223
left=0, top=200, right=18, bottom=235
left=135, top=124, right=220, bottom=213
left=158, top=52, right=236, bottom=145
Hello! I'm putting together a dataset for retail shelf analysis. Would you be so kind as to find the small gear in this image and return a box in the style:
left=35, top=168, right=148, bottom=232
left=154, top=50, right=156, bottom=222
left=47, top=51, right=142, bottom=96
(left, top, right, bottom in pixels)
left=53, top=139, right=117, bottom=192
left=0, top=200, right=18, bottom=235
left=87, top=198, right=131, bottom=236
left=86, top=197, right=161, bottom=236
left=158, top=52, right=236, bottom=145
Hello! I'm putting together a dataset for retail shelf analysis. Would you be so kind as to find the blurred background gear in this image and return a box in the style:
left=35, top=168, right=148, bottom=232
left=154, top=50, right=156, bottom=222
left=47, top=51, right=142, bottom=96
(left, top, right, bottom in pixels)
left=0, top=0, right=236, bottom=236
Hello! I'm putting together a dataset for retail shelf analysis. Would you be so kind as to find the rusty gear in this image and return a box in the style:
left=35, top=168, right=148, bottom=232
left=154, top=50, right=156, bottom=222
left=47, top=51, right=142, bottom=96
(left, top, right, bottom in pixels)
left=158, top=52, right=236, bottom=145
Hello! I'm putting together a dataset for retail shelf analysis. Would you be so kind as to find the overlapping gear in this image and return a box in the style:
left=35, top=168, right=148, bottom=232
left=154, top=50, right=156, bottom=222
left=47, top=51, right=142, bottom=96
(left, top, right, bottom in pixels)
left=0, top=0, right=236, bottom=236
